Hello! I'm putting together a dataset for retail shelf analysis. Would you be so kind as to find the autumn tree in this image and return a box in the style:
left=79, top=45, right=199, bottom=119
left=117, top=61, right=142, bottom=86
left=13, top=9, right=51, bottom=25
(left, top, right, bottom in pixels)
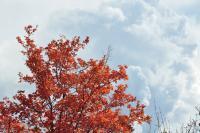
left=0, top=25, right=150, bottom=132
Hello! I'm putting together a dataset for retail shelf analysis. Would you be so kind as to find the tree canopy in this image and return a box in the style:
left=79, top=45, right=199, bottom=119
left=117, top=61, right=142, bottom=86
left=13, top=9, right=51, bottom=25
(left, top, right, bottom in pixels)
left=0, top=25, right=150, bottom=132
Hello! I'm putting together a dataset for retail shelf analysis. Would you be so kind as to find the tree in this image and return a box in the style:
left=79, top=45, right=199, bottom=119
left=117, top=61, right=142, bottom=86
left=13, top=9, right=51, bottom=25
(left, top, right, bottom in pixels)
left=0, top=25, right=151, bottom=132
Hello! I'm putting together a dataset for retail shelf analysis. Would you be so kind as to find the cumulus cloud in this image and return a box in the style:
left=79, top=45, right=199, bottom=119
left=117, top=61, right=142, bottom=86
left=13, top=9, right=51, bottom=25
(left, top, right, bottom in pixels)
left=159, top=0, right=197, bottom=9
left=127, top=65, right=151, bottom=106
left=101, top=6, right=126, bottom=21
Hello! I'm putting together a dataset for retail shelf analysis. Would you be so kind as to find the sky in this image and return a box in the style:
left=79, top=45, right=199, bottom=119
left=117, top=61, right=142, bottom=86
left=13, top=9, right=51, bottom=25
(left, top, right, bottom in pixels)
left=0, top=0, right=200, bottom=132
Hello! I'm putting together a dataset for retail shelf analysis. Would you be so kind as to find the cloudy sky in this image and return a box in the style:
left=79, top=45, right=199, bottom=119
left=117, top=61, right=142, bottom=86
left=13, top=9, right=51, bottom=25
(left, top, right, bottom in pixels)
left=1, top=0, right=200, bottom=132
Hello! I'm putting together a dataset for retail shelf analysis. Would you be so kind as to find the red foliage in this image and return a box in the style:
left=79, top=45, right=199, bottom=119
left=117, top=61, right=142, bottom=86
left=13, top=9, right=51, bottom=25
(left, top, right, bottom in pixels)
left=0, top=25, right=151, bottom=132
left=0, top=98, right=26, bottom=132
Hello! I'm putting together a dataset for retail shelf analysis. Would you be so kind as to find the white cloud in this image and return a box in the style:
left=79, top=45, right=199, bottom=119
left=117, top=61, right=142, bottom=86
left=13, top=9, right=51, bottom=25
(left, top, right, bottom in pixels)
left=128, top=66, right=151, bottom=106
left=134, top=123, right=143, bottom=133
left=159, top=0, right=197, bottom=9
left=101, top=6, right=126, bottom=21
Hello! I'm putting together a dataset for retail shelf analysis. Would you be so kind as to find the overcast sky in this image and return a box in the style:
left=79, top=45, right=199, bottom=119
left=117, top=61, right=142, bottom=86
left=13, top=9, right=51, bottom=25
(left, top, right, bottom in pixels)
left=1, top=0, right=200, bottom=132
